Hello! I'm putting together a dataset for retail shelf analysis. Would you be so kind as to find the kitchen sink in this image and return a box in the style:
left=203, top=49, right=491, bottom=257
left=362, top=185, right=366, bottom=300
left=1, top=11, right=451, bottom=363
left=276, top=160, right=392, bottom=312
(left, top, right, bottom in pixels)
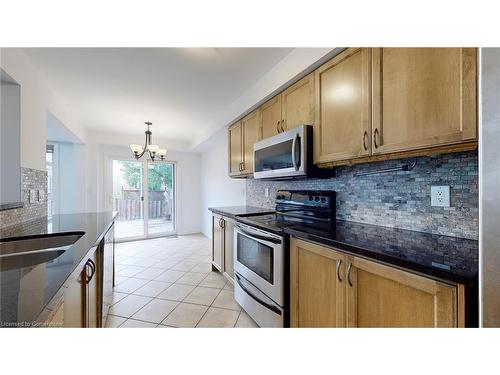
left=0, top=232, right=84, bottom=271
left=0, top=249, right=67, bottom=271
left=0, top=232, right=85, bottom=257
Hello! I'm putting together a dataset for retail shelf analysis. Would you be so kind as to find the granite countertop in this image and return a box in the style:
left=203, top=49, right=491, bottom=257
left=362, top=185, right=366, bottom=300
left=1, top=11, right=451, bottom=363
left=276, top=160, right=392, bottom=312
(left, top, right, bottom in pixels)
left=0, top=212, right=117, bottom=326
left=208, top=206, right=275, bottom=219
left=285, top=219, right=478, bottom=285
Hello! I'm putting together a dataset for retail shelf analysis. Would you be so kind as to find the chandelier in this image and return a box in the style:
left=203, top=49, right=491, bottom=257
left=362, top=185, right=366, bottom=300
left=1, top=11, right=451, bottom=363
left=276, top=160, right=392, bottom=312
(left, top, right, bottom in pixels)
left=129, top=122, right=166, bottom=161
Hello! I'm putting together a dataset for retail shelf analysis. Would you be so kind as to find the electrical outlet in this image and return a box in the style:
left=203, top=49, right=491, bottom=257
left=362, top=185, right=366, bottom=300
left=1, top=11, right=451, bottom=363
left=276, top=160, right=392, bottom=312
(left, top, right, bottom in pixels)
left=264, top=188, right=269, bottom=198
left=431, top=186, right=450, bottom=207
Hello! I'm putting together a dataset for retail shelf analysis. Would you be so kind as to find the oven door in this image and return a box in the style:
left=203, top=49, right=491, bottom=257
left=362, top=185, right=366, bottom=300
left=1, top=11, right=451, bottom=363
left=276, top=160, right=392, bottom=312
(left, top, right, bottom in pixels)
left=233, top=223, right=283, bottom=305
left=253, top=125, right=308, bottom=179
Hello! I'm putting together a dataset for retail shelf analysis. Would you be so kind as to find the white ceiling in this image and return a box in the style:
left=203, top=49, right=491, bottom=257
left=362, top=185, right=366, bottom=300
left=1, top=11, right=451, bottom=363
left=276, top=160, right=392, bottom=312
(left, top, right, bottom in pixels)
left=20, top=48, right=295, bottom=147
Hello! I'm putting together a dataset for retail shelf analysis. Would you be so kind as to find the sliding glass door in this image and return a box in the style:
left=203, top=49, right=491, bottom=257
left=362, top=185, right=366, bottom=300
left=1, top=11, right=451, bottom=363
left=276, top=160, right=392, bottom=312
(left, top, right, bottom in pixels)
left=112, top=159, right=175, bottom=241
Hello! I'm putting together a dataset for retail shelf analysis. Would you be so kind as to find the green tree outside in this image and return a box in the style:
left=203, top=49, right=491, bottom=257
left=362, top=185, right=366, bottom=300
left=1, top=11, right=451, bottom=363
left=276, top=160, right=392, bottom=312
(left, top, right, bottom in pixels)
left=121, top=161, right=173, bottom=191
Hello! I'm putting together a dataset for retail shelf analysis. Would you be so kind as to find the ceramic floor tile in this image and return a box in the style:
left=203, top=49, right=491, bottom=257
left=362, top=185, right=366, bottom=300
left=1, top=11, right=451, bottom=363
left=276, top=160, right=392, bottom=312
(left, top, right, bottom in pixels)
left=133, top=267, right=166, bottom=280
left=131, top=299, right=179, bottom=324
left=199, top=272, right=227, bottom=289
left=190, top=263, right=213, bottom=273
left=183, top=286, right=221, bottom=306
left=176, top=271, right=208, bottom=286
left=235, top=311, right=259, bottom=328
left=132, top=280, right=172, bottom=297
left=212, top=290, right=241, bottom=311
left=109, top=294, right=153, bottom=318
left=161, top=302, right=208, bottom=328
left=157, top=283, right=195, bottom=301
left=116, top=265, right=147, bottom=277
left=111, top=291, right=129, bottom=305
left=104, top=315, right=127, bottom=328
left=119, top=319, right=157, bottom=328
left=114, top=275, right=129, bottom=285
left=154, top=269, right=186, bottom=283
left=154, top=259, right=180, bottom=269
left=170, top=261, right=198, bottom=272
left=113, top=277, right=150, bottom=293
left=196, top=307, right=240, bottom=328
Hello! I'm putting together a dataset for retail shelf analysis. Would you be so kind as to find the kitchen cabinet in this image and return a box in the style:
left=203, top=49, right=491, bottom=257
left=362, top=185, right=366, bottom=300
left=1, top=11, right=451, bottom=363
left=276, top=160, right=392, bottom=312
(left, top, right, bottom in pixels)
left=290, top=238, right=346, bottom=327
left=346, top=256, right=458, bottom=328
left=227, top=109, right=260, bottom=177
left=211, top=213, right=235, bottom=282
left=62, top=266, right=85, bottom=328
left=314, top=48, right=371, bottom=164
left=85, top=248, right=100, bottom=328
left=371, top=48, right=477, bottom=155
left=260, top=95, right=282, bottom=139
left=228, top=121, right=242, bottom=177
left=260, top=74, right=315, bottom=139
left=212, top=213, right=223, bottom=271
left=290, top=237, right=463, bottom=328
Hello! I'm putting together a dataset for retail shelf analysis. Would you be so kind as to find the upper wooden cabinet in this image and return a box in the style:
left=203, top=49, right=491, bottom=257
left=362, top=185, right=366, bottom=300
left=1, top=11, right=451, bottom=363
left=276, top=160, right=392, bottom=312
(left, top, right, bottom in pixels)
left=290, top=237, right=463, bottom=328
left=227, top=109, right=261, bottom=177
left=260, top=74, right=315, bottom=139
left=314, top=48, right=371, bottom=164
left=228, top=121, right=242, bottom=177
left=261, top=95, right=282, bottom=139
left=371, top=48, right=477, bottom=155
left=281, top=73, right=315, bottom=131
left=241, top=110, right=260, bottom=174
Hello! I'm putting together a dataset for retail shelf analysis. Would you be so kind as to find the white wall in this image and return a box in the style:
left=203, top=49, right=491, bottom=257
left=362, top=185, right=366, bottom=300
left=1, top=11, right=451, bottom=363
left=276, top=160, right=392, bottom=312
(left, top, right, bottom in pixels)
left=0, top=48, right=84, bottom=171
left=196, top=127, right=246, bottom=237
left=85, top=131, right=201, bottom=235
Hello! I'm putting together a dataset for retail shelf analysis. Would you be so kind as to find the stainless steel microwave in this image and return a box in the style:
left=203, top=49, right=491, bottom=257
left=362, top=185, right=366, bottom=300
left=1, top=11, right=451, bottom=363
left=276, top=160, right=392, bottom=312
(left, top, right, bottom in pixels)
left=253, top=125, right=312, bottom=179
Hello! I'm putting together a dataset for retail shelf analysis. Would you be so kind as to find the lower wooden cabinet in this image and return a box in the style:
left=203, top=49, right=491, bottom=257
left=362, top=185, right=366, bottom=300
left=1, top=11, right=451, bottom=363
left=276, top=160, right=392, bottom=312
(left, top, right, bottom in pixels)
left=211, top=213, right=235, bottom=283
left=290, top=237, right=463, bottom=328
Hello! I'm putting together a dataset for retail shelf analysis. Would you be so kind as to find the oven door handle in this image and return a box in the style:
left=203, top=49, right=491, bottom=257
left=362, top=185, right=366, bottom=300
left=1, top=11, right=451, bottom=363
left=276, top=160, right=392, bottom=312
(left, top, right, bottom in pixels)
left=235, top=274, right=282, bottom=316
left=236, top=226, right=281, bottom=244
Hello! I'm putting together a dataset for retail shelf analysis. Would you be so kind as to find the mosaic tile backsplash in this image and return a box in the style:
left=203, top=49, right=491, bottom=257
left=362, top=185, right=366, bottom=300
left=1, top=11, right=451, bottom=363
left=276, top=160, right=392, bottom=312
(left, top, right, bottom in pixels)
left=0, top=167, right=48, bottom=230
left=246, top=151, right=478, bottom=240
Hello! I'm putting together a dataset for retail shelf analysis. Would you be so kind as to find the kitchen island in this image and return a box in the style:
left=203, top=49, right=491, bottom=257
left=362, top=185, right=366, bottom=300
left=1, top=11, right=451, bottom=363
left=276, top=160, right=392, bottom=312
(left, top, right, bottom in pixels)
left=0, top=212, right=117, bottom=327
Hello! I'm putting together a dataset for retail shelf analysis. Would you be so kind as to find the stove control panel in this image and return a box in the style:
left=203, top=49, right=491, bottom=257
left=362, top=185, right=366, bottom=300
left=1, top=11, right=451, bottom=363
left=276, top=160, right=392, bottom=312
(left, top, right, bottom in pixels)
left=276, top=190, right=335, bottom=209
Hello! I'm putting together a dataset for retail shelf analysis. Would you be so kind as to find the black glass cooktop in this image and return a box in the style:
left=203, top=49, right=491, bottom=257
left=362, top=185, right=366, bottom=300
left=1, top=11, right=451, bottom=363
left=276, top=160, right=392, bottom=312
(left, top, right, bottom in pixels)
left=237, top=212, right=332, bottom=235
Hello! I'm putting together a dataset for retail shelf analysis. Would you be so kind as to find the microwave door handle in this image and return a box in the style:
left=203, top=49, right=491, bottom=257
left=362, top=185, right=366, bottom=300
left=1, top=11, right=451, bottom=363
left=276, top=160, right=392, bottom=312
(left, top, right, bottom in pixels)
left=235, top=274, right=282, bottom=316
left=236, top=226, right=281, bottom=244
left=291, top=133, right=300, bottom=171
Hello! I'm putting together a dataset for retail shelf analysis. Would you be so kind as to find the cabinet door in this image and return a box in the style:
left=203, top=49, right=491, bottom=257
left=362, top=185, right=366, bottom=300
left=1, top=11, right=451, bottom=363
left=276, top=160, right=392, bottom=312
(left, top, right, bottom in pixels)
left=241, top=110, right=260, bottom=175
left=102, top=224, right=114, bottom=326
left=85, top=249, right=100, bottom=328
left=260, top=95, right=282, bottom=139
left=228, top=122, right=243, bottom=176
left=314, top=48, right=371, bottom=164
left=281, top=73, right=315, bottom=132
left=290, top=238, right=346, bottom=327
left=346, top=256, right=458, bottom=327
left=223, top=218, right=235, bottom=281
left=211, top=214, right=223, bottom=271
left=63, top=270, right=84, bottom=328
left=372, top=48, right=477, bottom=155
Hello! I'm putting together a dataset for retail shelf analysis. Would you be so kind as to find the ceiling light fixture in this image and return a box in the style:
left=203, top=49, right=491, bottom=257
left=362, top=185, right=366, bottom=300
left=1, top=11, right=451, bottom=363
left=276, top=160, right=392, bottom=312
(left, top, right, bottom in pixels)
left=129, top=122, right=167, bottom=161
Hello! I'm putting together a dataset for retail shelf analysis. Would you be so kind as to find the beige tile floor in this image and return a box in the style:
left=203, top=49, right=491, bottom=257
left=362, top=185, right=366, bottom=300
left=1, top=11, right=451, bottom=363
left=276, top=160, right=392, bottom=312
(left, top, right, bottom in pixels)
left=106, top=234, right=259, bottom=328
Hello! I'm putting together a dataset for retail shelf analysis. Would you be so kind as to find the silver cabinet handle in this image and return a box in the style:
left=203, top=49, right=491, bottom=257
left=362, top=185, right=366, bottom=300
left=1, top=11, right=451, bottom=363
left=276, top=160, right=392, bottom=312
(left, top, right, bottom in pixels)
left=347, top=262, right=353, bottom=287
left=276, top=121, right=280, bottom=133
left=86, top=259, right=96, bottom=284
left=220, top=218, right=225, bottom=229
left=336, top=259, right=342, bottom=283
left=281, top=119, right=285, bottom=132
left=363, top=131, right=368, bottom=151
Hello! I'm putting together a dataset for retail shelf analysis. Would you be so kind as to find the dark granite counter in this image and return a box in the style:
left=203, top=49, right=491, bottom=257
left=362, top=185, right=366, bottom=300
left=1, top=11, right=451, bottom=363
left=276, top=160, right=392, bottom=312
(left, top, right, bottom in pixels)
left=0, top=212, right=117, bottom=326
left=284, top=219, right=478, bottom=285
left=208, top=206, right=274, bottom=219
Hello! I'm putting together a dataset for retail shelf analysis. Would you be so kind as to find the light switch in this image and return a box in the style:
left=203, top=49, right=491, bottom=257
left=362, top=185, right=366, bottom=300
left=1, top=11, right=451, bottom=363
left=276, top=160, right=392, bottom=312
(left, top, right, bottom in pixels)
left=431, top=186, right=450, bottom=207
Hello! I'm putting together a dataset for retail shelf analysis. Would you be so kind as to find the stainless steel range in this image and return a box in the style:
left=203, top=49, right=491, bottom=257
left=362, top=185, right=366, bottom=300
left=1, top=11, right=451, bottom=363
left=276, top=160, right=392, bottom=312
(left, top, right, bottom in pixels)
left=234, top=190, right=336, bottom=327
